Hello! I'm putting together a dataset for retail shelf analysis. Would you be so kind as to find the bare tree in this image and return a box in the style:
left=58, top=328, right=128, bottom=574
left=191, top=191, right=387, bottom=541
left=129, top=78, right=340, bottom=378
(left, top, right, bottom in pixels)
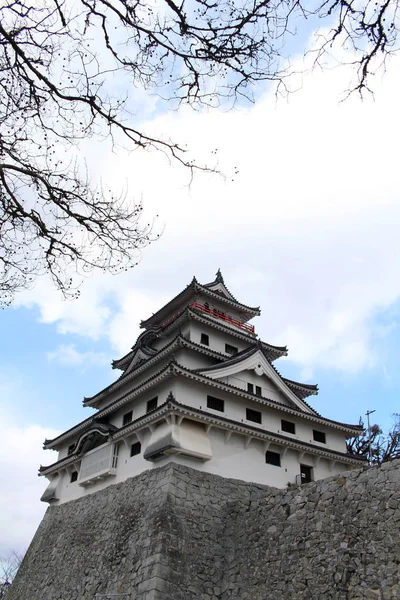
left=0, top=552, right=23, bottom=599
left=1, top=0, right=399, bottom=303
left=347, top=414, right=400, bottom=464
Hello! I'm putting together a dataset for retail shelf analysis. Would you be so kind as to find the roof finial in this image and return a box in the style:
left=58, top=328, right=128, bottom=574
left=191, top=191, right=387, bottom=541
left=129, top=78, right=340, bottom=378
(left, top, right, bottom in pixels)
left=215, top=268, right=224, bottom=283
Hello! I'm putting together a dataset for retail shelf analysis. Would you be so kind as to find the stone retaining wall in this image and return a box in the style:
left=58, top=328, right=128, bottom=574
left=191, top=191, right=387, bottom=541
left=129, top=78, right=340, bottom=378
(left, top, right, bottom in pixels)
left=9, top=460, right=400, bottom=600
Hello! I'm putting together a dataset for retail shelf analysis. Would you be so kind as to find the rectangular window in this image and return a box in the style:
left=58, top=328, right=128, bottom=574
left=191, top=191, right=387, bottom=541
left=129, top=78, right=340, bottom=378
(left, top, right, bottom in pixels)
left=225, top=343, right=238, bottom=356
left=70, top=471, right=78, bottom=483
left=246, top=408, right=262, bottom=424
left=247, top=383, right=254, bottom=393
left=67, top=444, right=75, bottom=456
left=265, top=451, right=281, bottom=467
left=255, top=385, right=262, bottom=397
left=281, top=419, right=296, bottom=434
left=123, top=410, right=133, bottom=426
left=207, top=395, right=224, bottom=412
left=130, top=441, right=142, bottom=457
left=200, top=333, right=209, bottom=346
left=112, top=443, right=120, bottom=469
left=313, top=429, right=326, bottom=444
left=147, top=397, right=158, bottom=413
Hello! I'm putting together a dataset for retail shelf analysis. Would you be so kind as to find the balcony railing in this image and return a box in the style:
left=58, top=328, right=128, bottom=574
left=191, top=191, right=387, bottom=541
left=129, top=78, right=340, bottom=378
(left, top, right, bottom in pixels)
left=190, top=301, right=255, bottom=334
left=78, top=443, right=120, bottom=486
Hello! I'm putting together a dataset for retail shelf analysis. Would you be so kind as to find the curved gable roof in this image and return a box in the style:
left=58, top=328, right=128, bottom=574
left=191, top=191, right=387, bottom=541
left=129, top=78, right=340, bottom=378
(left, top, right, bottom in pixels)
left=197, top=347, right=317, bottom=414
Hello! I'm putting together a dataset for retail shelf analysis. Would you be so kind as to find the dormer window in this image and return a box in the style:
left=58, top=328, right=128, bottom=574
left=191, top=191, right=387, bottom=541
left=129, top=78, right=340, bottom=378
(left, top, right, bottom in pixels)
left=225, top=343, right=238, bottom=356
left=201, top=333, right=209, bottom=346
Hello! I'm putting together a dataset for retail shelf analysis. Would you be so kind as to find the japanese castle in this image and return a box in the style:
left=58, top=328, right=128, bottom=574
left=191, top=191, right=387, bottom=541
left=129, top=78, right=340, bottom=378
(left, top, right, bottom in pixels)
left=40, top=271, right=364, bottom=504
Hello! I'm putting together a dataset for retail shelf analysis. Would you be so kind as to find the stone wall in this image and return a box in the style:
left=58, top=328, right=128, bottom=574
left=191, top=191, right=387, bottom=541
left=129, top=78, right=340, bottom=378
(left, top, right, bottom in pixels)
left=9, top=460, right=400, bottom=600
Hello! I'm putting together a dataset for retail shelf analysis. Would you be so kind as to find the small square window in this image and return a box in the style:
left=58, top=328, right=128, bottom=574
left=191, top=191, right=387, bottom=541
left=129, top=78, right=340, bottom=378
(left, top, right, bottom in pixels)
left=70, top=471, right=78, bottom=483
left=265, top=451, right=281, bottom=467
left=147, top=397, right=158, bottom=413
left=281, top=419, right=296, bottom=435
left=247, top=383, right=254, bottom=393
left=123, top=410, right=133, bottom=426
left=255, top=386, right=262, bottom=397
left=225, top=343, right=238, bottom=356
left=246, top=408, right=262, bottom=424
left=207, top=395, right=224, bottom=412
left=313, top=429, right=326, bottom=444
left=200, top=333, right=209, bottom=346
left=130, top=441, right=141, bottom=457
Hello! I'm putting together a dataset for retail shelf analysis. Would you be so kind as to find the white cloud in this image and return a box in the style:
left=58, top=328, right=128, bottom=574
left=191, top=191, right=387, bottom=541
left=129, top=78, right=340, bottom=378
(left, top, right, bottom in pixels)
left=47, top=344, right=109, bottom=368
left=0, top=411, right=60, bottom=555
left=13, top=47, right=400, bottom=374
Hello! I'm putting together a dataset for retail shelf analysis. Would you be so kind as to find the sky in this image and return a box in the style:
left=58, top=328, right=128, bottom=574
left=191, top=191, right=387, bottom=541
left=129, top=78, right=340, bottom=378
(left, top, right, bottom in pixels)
left=1, top=34, right=400, bottom=556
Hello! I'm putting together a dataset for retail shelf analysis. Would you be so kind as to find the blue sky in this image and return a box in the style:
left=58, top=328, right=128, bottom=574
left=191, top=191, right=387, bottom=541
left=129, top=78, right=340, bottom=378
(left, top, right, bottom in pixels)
left=1, top=44, right=400, bottom=556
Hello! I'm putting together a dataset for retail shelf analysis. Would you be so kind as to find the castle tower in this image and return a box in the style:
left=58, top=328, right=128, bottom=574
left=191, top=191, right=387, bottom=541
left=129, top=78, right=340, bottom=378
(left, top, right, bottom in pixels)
left=40, top=271, right=364, bottom=505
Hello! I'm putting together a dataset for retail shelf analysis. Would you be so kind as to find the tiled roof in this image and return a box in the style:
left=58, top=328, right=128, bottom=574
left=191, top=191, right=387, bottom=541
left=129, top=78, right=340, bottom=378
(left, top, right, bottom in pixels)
left=83, top=334, right=227, bottom=407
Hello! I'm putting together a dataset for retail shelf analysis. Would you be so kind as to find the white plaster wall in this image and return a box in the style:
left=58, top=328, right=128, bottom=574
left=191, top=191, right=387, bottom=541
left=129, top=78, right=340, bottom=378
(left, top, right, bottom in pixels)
left=174, top=348, right=215, bottom=370
left=52, top=428, right=154, bottom=504
left=50, top=417, right=353, bottom=504
left=107, top=383, right=175, bottom=428
left=172, top=379, right=347, bottom=453
left=55, top=381, right=177, bottom=462
left=187, top=321, right=250, bottom=355
left=227, top=371, right=292, bottom=407
left=149, top=429, right=350, bottom=488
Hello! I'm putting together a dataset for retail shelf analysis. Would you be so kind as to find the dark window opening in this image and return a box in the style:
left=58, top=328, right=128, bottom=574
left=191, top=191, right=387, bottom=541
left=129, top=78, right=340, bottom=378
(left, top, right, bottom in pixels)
left=225, top=343, right=238, bottom=355
left=123, top=410, right=133, bottom=426
left=313, top=429, right=326, bottom=444
left=70, top=471, right=78, bottom=483
left=281, top=419, right=296, bottom=435
left=247, top=383, right=254, bottom=393
left=130, top=441, right=142, bottom=457
left=67, top=444, right=75, bottom=455
left=200, top=333, right=209, bottom=346
left=300, top=464, right=313, bottom=484
left=255, top=385, right=262, bottom=397
left=147, top=397, right=158, bottom=413
left=246, top=408, right=262, bottom=424
left=207, top=395, right=224, bottom=412
left=265, top=451, right=281, bottom=467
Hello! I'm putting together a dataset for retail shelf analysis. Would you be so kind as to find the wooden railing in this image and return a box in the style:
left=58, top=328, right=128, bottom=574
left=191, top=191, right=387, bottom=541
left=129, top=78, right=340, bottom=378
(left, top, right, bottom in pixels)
left=190, top=301, right=255, bottom=334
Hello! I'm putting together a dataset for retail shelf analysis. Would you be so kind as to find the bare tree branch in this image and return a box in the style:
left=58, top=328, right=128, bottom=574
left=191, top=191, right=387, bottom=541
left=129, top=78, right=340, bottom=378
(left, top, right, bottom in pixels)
left=1, top=0, right=399, bottom=303
left=347, top=414, right=400, bottom=464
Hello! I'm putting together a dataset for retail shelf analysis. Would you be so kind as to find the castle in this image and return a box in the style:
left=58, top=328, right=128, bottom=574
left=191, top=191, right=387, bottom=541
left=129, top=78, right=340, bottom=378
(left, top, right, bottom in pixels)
left=40, top=271, right=364, bottom=504
left=9, top=273, right=400, bottom=600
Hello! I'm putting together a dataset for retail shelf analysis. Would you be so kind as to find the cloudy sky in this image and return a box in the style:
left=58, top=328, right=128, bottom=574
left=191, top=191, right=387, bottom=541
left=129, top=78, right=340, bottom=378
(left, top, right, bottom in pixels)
left=1, top=37, right=400, bottom=556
